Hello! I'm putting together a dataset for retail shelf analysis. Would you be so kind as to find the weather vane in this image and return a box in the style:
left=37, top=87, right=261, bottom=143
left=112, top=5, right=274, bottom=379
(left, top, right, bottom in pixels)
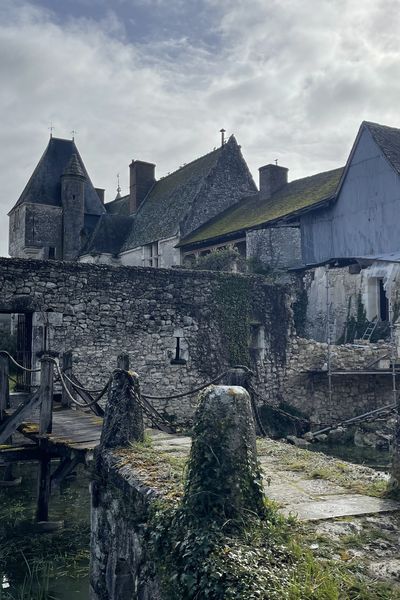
left=48, top=122, right=55, bottom=138
left=71, top=129, right=78, bottom=141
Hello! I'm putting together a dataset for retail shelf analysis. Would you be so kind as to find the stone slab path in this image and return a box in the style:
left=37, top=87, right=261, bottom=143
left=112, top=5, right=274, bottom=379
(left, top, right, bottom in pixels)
left=151, top=431, right=400, bottom=522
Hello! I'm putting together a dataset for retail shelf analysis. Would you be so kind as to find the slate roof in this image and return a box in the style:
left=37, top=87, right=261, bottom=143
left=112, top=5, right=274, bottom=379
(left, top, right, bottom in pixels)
left=11, top=137, right=105, bottom=216
left=179, top=167, right=344, bottom=248
left=364, top=121, right=400, bottom=175
left=120, top=144, right=226, bottom=251
left=105, top=194, right=130, bottom=216
left=80, top=214, right=133, bottom=256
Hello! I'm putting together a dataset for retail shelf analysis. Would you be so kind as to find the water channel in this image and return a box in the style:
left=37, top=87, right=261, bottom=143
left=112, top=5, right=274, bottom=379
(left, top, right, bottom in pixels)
left=0, top=461, right=90, bottom=600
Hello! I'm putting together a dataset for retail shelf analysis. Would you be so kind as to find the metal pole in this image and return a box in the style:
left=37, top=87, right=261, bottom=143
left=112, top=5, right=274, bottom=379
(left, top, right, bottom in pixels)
left=389, top=298, right=397, bottom=407
left=325, top=266, right=333, bottom=406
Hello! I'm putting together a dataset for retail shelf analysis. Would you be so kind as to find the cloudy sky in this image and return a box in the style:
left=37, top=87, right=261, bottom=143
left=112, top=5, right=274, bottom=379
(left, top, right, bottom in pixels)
left=1, top=0, right=400, bottom=256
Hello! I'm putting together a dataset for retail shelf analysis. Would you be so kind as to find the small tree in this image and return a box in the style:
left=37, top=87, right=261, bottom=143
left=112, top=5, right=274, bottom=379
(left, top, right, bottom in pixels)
left=191, top=247, right=245, bottom=272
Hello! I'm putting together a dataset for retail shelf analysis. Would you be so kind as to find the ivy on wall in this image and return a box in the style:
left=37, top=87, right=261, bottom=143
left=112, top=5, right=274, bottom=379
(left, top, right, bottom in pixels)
left=214, top=277, right=251, bottom=366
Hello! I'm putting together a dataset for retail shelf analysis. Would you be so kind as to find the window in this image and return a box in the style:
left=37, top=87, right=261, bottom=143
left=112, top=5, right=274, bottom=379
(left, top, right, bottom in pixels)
left=378, top=278, right=389, bottom=321
left=170, top=327, right=187, bottom=365
left=366, top=277, right=389, bottom=322
left=48, top=247, right=56, bottom=260
left=144, top=242, right=159, bottom=267
left=249, top=323, right=265, bottom=361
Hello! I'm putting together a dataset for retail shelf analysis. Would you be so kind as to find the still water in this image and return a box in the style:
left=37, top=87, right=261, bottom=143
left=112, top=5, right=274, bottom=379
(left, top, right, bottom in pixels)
left=308, top=442, right=391, bottom=472
left=0, top=461, right=90, bottom=600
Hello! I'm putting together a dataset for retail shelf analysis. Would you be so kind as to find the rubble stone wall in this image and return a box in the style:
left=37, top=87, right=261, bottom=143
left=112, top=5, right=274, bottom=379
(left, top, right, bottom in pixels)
left=283, top=339, right=394, bottom=426
left=0, top=257, right=289, bottom=423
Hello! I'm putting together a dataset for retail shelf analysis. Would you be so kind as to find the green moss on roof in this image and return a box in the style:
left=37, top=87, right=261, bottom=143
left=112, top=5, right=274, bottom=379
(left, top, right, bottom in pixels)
left=179, top=167, right=344, bottom=247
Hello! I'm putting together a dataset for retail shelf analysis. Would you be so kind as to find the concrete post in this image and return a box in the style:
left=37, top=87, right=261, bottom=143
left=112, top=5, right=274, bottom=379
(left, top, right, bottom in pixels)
left=184, top=385, right=266, bottom=526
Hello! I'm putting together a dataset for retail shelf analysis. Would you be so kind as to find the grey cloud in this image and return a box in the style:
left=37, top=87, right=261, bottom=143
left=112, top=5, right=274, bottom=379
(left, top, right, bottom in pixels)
left=1, top=0, right=400, bottom=255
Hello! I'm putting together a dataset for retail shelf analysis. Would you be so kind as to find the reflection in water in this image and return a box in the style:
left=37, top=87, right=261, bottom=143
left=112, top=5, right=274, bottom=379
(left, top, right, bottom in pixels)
left=0, top=460, right=90, bottom=599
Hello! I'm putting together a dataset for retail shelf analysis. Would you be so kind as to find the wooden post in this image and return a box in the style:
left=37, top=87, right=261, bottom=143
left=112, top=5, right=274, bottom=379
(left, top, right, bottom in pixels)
left=61, top=351, right=73, bottom=408
left=37, top=356, right=54, bottom=523
left=39, top=356, right=54, bottom=435
left=117, top=353, right=130, bottom=371
left=0, top=355, right=9, bottom=420
left=36, top=441, right=51, bottom=522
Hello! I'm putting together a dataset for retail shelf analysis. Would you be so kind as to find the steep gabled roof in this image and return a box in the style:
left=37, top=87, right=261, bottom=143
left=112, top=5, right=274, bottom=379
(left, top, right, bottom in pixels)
left=120, top=146, right=222, bottom=251
left=364, top=121, right=400, bottom=174
left=179, top=167, right=344, bottom=248
left=80, top=214, right=132, bottom=256
left=10, top=137, right=105, bottom=216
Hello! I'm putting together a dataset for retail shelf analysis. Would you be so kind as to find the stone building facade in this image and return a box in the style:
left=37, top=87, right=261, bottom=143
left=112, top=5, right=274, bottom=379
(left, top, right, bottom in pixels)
left=8, top=138, right=106, bottom=260
left=9, top=135, right=257, bottom=269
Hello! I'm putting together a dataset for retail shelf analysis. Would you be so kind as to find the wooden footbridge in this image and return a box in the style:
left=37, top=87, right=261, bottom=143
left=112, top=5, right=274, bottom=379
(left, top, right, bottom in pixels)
left=0, top=350, right=188, bottom=524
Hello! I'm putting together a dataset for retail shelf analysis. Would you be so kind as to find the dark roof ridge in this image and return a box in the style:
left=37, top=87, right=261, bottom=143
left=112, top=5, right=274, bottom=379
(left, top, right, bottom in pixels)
left=48, top=136, right=75, bottom=143
left=363, top=120, right=400, bottom=131
left=276, top=165, right=344, bottom=192
left=157, top=145, right=222, bottom=182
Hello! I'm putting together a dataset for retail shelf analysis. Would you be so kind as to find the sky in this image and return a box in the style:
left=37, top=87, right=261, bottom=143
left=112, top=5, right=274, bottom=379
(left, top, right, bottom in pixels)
left=1, top=0, right=400, bottom=256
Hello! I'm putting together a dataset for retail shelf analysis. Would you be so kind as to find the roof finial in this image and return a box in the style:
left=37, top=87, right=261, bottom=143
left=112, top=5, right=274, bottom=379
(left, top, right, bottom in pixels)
left=116, top=173, right=121, bottom=199
left=48, top=122, right=55, bottom=138
left=71, top=129, right=77, bottom=141
left=275, top=158, right=278, bottom=165
left=220, top=128, right=226, bottom=147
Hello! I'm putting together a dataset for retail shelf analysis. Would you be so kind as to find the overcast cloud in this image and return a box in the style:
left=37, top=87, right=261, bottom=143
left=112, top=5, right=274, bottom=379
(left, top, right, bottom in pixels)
left=1, top=0, right=400, bottom=256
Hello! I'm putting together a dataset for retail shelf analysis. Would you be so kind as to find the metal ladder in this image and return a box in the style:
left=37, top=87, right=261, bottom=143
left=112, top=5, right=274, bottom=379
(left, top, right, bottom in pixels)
left=361, top=318, right=377, bottom=341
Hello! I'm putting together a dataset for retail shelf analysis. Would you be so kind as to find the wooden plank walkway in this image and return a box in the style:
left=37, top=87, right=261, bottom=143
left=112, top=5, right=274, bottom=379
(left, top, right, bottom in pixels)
left=16, top=407, right=103, bottom=452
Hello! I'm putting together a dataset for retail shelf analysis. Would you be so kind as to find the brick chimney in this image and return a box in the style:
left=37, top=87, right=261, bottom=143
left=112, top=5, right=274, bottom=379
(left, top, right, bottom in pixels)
left=129, top=160, right=156, bottom=214
left=259, top=164, right=288, bottom=200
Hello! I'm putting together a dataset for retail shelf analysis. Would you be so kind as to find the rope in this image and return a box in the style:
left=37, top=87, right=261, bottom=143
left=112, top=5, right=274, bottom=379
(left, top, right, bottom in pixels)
left=52, top=359, right=111, bottom=409
left=141, top=371, right=229, bottom=401
left=129, top=385, right=175, bottom=433
left=61, top=370, right=104, bottom=394
left=0, top=351, right=41, bottom=373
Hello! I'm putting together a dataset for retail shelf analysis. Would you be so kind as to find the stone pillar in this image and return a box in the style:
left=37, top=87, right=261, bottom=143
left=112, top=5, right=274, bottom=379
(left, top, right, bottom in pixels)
left=184, top=385, right=266, bottom=526
left=90, top=370, right=148, bottom=599
left=99, top=370, right=144, bottom=449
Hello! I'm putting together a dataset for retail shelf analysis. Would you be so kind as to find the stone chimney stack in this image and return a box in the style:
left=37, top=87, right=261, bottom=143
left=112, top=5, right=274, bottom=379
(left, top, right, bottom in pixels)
left=129, top=160, right=156, bottom=214
left=259, top=164, right=288, bottom=200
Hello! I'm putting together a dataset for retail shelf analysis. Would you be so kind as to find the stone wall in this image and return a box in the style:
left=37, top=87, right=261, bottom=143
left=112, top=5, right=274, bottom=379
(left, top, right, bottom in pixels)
left=1, top=257, right=396, bottom=429
left=0, top=257, right=290, bottom=423
left=246, top=227, right=302, bottom=269
left=90, top=452, right=162, bottom=599
left=9, top=203, right=63, bottom=259
left=283, top=338, right=394, bottom=427
left=303, top=262, right=400, bottom=343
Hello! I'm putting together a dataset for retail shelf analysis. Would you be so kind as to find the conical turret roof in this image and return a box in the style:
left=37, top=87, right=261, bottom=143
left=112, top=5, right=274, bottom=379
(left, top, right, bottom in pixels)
left=63, top=153, right=85, bottom=178
left=9, top=137, right=105, bottom=216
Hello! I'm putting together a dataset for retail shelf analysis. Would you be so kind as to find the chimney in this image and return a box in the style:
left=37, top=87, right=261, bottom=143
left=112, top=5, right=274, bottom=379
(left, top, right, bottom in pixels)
left=129, top=160, right=156, bottom=214
left=95, top=188, right=105, bottom=204
left=259, top=164, right=288, bottom=200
